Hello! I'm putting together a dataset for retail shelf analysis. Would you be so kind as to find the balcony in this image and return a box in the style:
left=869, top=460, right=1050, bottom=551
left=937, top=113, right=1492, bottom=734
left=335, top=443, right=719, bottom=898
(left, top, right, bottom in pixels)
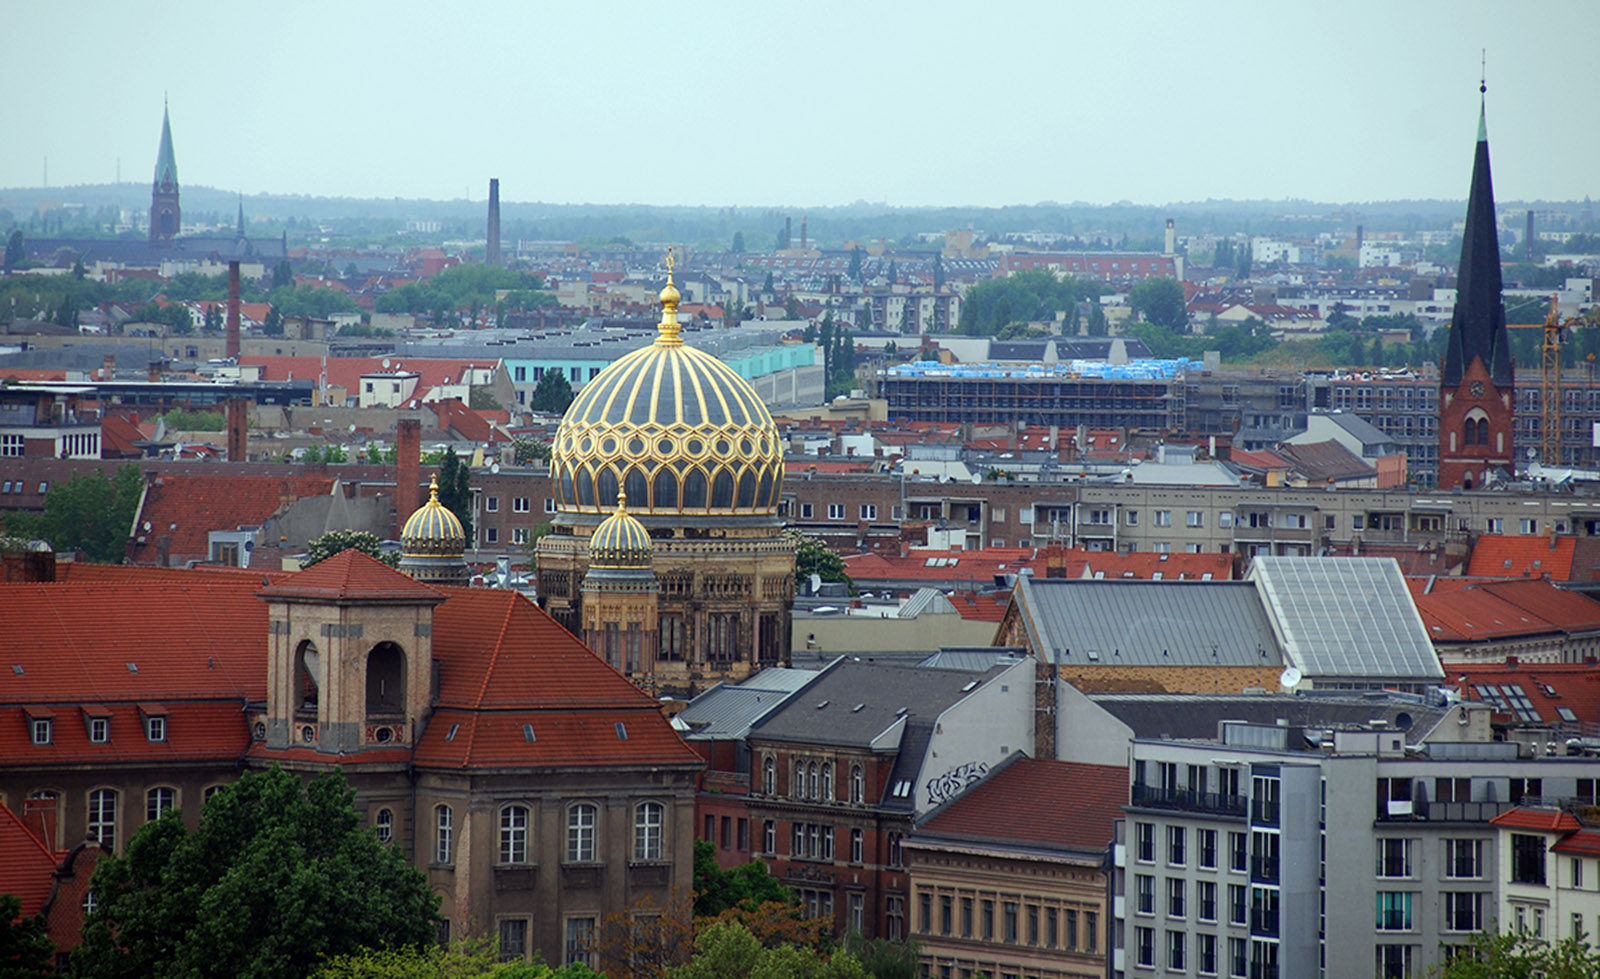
left=1250, top=855, right=1279, bottom=883
left=1250, top=910, right=1280, bottom=937
left=1130, top=782, right=1247, bottom=818
left=1376, top=800, right=1512, bottom=823
left=1251, top=797, right=1280, bottom=826
left=1250, top=963, right=1279, bottom=979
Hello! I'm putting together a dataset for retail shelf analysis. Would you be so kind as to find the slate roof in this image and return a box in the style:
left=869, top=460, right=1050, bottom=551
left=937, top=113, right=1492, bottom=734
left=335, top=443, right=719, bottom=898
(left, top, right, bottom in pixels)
left=676, top=669, right=819, bottom=741
left=1249, top=557, right=1443, bottom=681
left=1089, top=692, right=1453, bottom=743
left=1012, top=576, right=1282, bottom=667
left=913, top=756, right=1125, bottom=854
left=749, top=660, right=1005, bottom=750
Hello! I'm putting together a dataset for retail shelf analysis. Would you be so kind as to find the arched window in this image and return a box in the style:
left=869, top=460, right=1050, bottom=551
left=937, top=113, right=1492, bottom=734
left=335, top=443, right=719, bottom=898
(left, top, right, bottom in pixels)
left=88, top=789, right=117, bottom=847
left=850, top=765, right=864, bottom=804
left=366, top=642, right=405, bottom=717
left=821, top=762, right=834, bottom=801
left=1478, top=418, right=1491, bottom=445
left=634, top=802, right=664, bottom=861
left=793, top=761, right=805, bottom=800
left=851, top=828, right=864, bottom=863
left=435, top=805, right=453, bottom=864
left=711, top=469, right=736, bottom=508
left=499, top=804, right=529, bottom=864
left=567, top=803, right=597, bottom=862
left=146, top=787, right=176, bottom=823
left=807, top=762, right=819, bottom=800
left=652, top=469, right=678, bottom=510
left=763, top=757, right=776, bottom=795
left=597, top=467, right=619, bottom=508
left=374, top=808, right=394, bottom=843
left=683, top=468, right=708, bottom=509
left=295, top=640, right=319, bottom=709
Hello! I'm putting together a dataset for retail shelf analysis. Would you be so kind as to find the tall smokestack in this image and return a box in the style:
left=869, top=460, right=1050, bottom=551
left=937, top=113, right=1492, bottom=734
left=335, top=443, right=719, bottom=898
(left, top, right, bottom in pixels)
left=486, top=178, right=501, bottom=266
left=784, top=216, right=792, bottom=250
left=226, top=398, right=248, bottom=462
left=1164, top=218, right=1175, bottom=256
left=801, top=217, right=808, bottom=252
left=225, top=261, right=241, bottom=360
left=1356, top=224, right=1364, bottom=251
left=395, top=419, right=422, bottom=539
left=1526, top=209, right=1535, bottom=263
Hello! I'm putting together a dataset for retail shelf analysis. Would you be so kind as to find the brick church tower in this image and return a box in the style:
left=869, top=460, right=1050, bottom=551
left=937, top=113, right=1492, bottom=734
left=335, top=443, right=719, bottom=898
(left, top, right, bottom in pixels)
left=1438, top=88, right=1513, bottom=490
left=149, top=100, right=180, bottom=246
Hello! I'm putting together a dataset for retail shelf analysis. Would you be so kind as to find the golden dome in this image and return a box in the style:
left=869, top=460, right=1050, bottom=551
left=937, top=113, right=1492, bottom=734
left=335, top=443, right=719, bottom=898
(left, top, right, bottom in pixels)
left=401, top=476, right=466, bottom=557
left=551, top=253, right=783, bottom=517
left=589, top=491, right=652, bottom=569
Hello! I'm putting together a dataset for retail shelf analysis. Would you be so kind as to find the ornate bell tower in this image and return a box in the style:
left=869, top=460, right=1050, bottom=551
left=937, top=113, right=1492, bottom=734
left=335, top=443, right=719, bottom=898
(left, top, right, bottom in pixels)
left=149, top=99, right=180, bottom=246
left=581, top=492, right=660, bottom=691
left=1438, top=80, right=1513, bottom=490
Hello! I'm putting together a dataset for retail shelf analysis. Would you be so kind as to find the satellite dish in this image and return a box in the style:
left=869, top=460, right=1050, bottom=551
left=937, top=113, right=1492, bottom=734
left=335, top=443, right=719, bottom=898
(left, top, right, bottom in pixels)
left=490, top=462, right=500, bottom=474
left=971, top=473, right=982, bottom=485
left=382, top=358, right=391, bottom=368
left=1279, top=667, right=1303, bottom=689
left=809, top=573, right=822, bottom=594
left=349, top=423, right=357, bottom=432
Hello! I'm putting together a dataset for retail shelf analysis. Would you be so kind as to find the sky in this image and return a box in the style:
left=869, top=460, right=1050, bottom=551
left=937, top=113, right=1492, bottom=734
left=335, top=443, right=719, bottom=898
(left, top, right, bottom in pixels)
left=3, top=0, right=1597, bottom=209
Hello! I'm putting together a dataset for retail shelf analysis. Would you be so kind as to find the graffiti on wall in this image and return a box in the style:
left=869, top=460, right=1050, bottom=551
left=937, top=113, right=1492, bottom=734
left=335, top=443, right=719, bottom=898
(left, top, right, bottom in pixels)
left=925, top=760, right=989, bottom=806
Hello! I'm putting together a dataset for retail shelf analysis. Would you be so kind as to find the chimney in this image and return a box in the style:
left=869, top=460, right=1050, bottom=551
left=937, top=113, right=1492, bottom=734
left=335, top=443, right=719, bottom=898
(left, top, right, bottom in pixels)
left=1164, top=218, right=1175, bottom=256
left=486, top=178, right=502, bottom=266
left=1034, top=657, right=1058, bottom=760
left=147, top=361, right=161, bottom=382
left=801, top=216, right=808, bottom=252
left=1526, top=209, right=1536, bottom=263
left=784, top=216, right=792, bottom=250
left=395, top=418, right=422, bottom=538
left=1356, top=224, right=1364, bottom=251
left=102, top=354, right=116, bottom=380
left=226, top=398, right=248, bottom=462
left=225, top=261, right=241, bottom=360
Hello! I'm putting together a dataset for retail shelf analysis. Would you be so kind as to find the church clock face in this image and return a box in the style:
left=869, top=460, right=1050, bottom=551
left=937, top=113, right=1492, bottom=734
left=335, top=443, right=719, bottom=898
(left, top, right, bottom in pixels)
left=1469, top=381, right=1485, bottom=397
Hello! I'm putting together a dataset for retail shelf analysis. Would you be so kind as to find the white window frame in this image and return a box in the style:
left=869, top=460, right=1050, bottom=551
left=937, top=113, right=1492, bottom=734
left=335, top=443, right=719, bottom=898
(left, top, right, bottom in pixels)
left=566, top=802, right=597, bottom=862
left=499, top=804, right=529, bottom=865
left=634, top=802, right=664, bottom=862
left=435, top=804, right=454, bottom=865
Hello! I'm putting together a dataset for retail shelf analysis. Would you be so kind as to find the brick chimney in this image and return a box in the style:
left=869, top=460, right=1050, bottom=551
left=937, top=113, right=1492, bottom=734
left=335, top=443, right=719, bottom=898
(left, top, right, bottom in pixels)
left=226, top=398, right=248, bottom=462
left=225, top=261, right=241, bottom=361
left=102, top=354, right=115, bottom=380
left=1034, top=657, right=1057, bottom=759
left=394, top=418, right=422, bottom=538
left=486, top=178, right=501, bottom=266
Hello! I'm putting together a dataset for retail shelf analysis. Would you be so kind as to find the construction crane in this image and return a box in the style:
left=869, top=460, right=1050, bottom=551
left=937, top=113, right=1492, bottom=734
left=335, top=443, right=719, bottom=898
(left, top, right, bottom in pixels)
left=1507, top=295, right=1586, bottom=465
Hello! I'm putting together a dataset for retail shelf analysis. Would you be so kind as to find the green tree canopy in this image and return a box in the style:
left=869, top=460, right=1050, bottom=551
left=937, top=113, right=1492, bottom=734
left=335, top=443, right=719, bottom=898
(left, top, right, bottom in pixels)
left=530, top=371, right=575, bottom=415
left=1, top=464, right=141, bottom=562
left=1127, top=277, right=1188, bottom=330
left=312, top=937, right=599, bottom=978
left=0, top=893, right=54, bottom=978
left=305, top=530, right=398, bottom=568
left=956, top=270, right=1094, bottom=336
left=75, top=766, right=439, bottom=979
left=669, top=921, right=868, bottom=979
left=692, top=840, right=793, bottom=918
left=374, top=265, right=552, bottom=316
left=1430, top=926, right=1600, bottom=978
left=266, top=284, right=358, bottom=318
left=785, top=529, right=853, bottom=595
left=437, top=448, right=474, bottom=542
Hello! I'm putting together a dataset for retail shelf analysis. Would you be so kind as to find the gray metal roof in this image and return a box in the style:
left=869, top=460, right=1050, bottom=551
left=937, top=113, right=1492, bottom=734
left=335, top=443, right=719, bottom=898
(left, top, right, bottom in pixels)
left=749, top=660, right=1005, bottom=749
left=918, top=648, right=1026, bottom=672
left=1249, top=557, right=1444, bottom=681
left=1091, top=691, right=1452, bottom=743
left=900, top=587, right=958, bottom=618
left=675, top=668, right=819, bottom=741
left=1016, top=577, right=1283, bottom=667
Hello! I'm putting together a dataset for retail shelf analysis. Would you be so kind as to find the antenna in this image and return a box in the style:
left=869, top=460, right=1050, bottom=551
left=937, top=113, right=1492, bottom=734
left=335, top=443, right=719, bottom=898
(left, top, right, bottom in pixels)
left=1480, top=49, right=1486, bottom=95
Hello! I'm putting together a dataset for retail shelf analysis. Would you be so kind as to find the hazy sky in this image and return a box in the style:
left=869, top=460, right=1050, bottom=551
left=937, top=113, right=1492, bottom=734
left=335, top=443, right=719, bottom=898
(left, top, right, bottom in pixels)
left=4, top=0, right=1596, bottom=208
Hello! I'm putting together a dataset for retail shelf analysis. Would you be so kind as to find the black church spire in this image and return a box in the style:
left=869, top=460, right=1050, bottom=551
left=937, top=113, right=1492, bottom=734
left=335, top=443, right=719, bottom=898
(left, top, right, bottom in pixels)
left=1441, top=89, right=1511, bottom=388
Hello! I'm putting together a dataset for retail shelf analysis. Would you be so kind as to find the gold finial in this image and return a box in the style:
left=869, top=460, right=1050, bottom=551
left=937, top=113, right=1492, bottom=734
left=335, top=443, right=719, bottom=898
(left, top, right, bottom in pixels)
left=428, top=474, right=440, bottom=502
left=616, top=487, right=627, bottom=513
left=656, top=246, right=682, bottom=346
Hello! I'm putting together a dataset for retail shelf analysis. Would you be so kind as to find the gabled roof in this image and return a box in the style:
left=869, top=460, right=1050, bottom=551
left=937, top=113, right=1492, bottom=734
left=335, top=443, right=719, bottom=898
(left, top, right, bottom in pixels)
left=259, top=549, right=445, bottom=604
left=0, top=800, right=61, bottom=916
left=913, top=757, right=1124, bottom=854
left=1012, top=576, right=1280, bottom=668
left=1410, top=576, right=1600, bottom=643
left=678, top=669, right=820, bottom=741
left=1451, top=662, right=1600, bottom=729
left=127, top=472, right=335, bottom=565
left=1249, top=557, right=1443, bottom=681
left=1554, top=829, right=1600, bottom=856
left=1466, top=534, right=1577, bottom=579
left=749, top=660, right=1004, bottom=750
left=1275, top=439, right=1375, bottom=482
left=1491, top=807, right=1581, bottom=832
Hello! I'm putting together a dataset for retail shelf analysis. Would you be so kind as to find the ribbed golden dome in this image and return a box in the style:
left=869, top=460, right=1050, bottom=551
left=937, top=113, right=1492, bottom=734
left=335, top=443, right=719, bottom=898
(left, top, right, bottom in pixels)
left=590, top=491, right=652, bottom=569
left=551, top=253, right=783, bottom=517
left=401, top=476, right=466, bottom=557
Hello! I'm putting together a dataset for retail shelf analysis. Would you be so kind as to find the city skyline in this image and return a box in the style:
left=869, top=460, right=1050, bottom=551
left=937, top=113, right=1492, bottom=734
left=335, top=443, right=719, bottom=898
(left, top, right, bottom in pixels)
left=2, top=0, right=1598, bottom=209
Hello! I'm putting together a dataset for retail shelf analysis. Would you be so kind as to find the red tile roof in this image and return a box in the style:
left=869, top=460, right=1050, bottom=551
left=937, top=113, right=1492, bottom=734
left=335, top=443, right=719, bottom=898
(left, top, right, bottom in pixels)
left=1467, top=534, right=1578, bottom=579
left=1555, top=829, right=1600, bottom=856
left=1451, top=663, right=1600, bottom=729
left=1409, top=577, right=1600, bottom=643
left=0, top=800, right=60, bottom=916
left=239, top=355, right=501, bottom=403
left=259, top=549, right=445, bottom=603
left=1491, top=807, right=1582, bottom=832
left=127, top=473, right=335, bottom=565
left=916, top=758, right=1125, bottom=852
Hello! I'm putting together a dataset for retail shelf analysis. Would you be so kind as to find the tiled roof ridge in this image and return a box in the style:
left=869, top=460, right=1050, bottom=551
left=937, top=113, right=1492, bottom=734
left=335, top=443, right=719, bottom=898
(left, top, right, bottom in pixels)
left=43, top=581, right=101, bottom=703
left=469, top=591, right=519, bottom=714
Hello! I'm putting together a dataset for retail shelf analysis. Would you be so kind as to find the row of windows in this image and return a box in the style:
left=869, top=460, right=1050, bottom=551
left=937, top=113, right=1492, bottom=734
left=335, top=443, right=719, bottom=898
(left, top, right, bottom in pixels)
left=497, top=914, right=595, bottom=968
left=22, top=785, right=228, bottom=847
left=494, top=801, right=667, bottom=865
left=28, top=714, right=167, bottom=746
left=0, top=478, right=46, bottom=491
left=1133, top=824, right=1236, bottom=871
left=747, top=817, right=900, bottom=867
left=483, top=496, right=552, bottom=514
left=1374, top=837, right=1487, bottom=879
left=796, top=503, right=899, bottom=521
left=916, top=889, right=1098, bottom=953
left=761, top=756, right=868, bottom=804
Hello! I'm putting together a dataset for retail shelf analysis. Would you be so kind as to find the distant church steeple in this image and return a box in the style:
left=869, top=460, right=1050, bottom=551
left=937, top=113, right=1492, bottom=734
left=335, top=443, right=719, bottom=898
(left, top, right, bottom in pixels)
left=1438, top=70, right=1514, bottom=490
left=149, top=98, right=180, bottom=246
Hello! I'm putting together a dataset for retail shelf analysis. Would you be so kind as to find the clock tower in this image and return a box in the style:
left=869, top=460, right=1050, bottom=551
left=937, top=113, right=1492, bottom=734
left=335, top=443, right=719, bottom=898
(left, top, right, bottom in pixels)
left=1438, top=85, right=1513, bottom=490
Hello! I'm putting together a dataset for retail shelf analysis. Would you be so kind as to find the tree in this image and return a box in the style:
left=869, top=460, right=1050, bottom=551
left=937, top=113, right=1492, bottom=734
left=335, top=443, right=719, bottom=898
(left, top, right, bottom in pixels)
left=511, top=438, right=551, bottom=465
left=272, top=259, right=293, bottom=289
left=591, top=892, right=695, bottom=979
left=1430, top=926, right=1600, bottom=978
left=468, top=387, right=503, bottom=411
left=75, top=766, right=439, bottom=979
left=0, top=894, right=54, bottom=978
left=670, top=921, right=868, bottom=979
left=1127, top=277, right=1188, bottom=330
left=0, top=465, right=141, bottom=563
left=692, top=840, right=793, bottom=918
left=263, top=307, right=283, bottom=337
left=203, top=304, right=224, bottom=333
left=437, top=447, right=475, bottom=543
left=3, top=230, right=23, bottom=272
left=731, top=232, right=745, bottom=254
left=530, top=371, right=574, bottom=415
left=847, top=247, right=863, bottom=283
left=305, top=530, right=398, bottom=568
left=784, top=529, right=854, bottom=595
left=313, top=937, right=599, bottom=978
left=841, top=935, right=919, bottom=979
